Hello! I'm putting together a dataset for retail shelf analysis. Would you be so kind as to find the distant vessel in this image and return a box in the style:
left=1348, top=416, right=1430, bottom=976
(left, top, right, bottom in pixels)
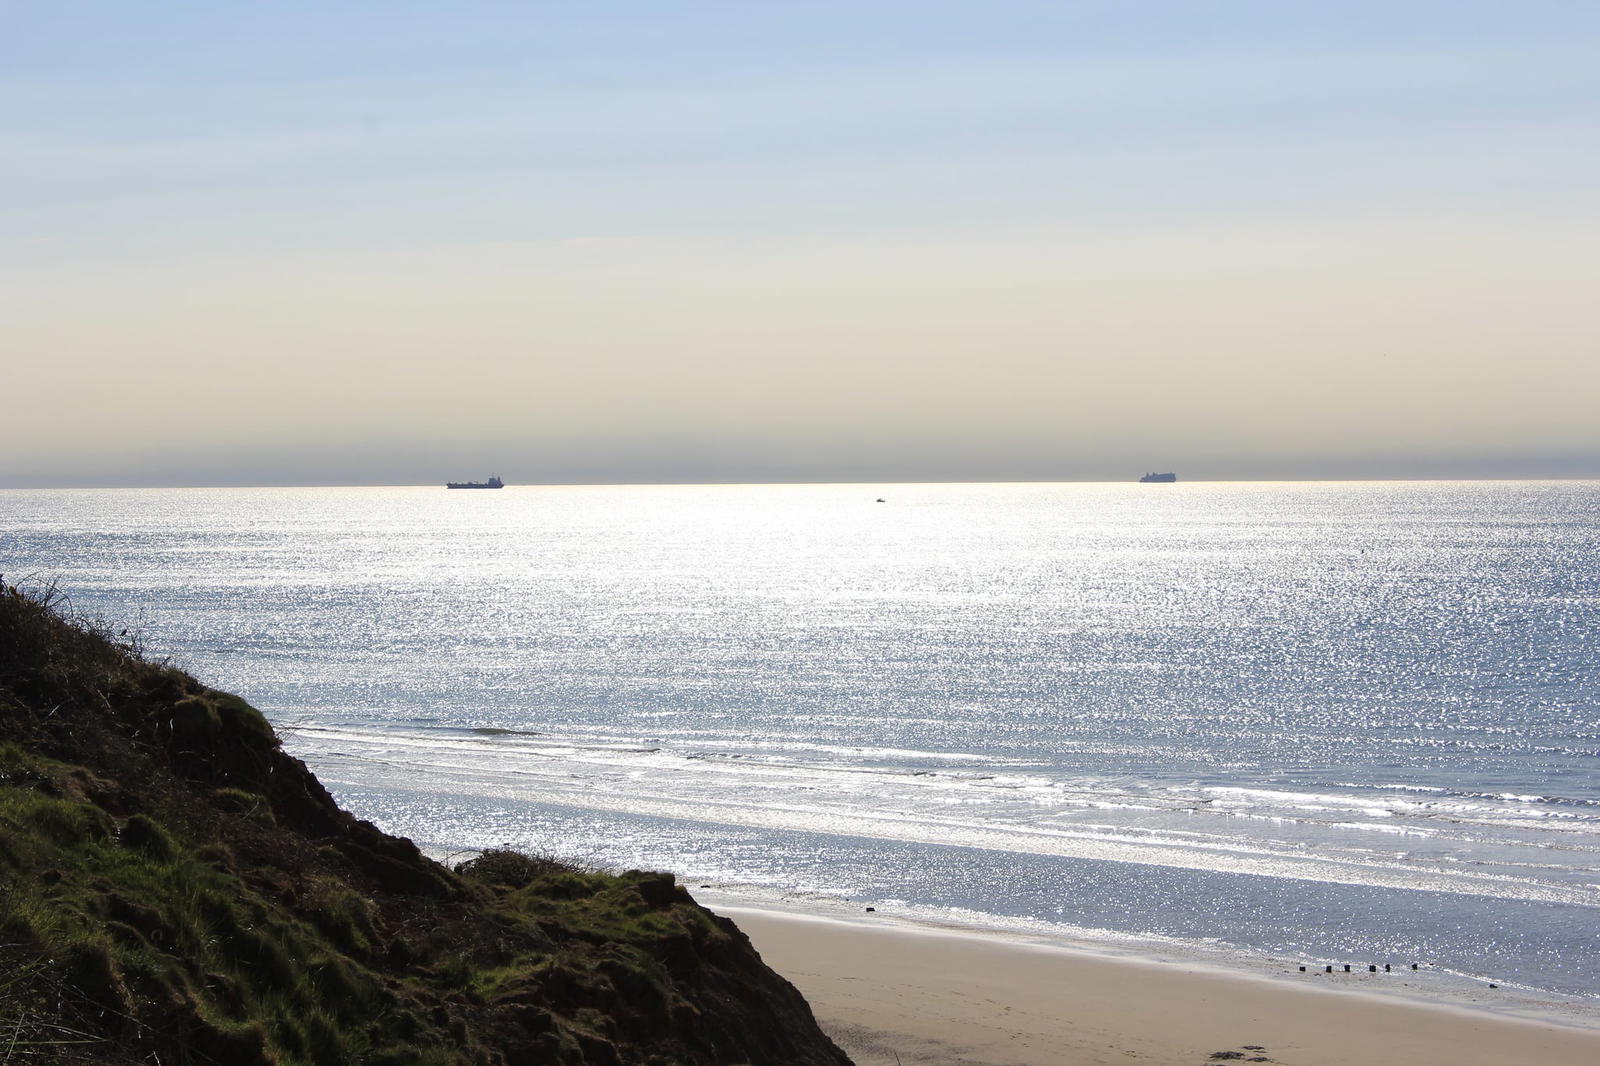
left=447, top=475, right=504, bottom=489
left=1139, top=472, right=1177, bottom=483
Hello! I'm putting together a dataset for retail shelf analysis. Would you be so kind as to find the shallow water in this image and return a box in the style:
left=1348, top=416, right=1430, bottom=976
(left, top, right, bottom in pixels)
left=4, top=481, right=1597, bottom=1002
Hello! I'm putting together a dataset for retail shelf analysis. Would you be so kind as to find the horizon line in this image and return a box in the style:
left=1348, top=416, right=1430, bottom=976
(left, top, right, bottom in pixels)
left=5, top=474, right=1600, bottom=491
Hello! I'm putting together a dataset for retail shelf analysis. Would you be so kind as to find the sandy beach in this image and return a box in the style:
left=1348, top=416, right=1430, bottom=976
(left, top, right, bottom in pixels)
left=723, top=907, right=1600, bottom=1066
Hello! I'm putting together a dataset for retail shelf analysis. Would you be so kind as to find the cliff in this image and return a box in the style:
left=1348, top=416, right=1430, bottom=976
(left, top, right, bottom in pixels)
left=0, top=581, right=853, bottom=1066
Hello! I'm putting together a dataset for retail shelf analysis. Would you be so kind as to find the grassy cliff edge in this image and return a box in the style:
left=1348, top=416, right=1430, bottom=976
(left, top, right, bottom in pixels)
left=0, top=581, right=852, bottom=1066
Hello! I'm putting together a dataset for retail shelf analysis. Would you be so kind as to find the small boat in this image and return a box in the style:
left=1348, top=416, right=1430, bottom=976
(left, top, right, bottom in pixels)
left=1139, top=472, right=1177, bottom=483
left=447, top=475, right=505, bottom=489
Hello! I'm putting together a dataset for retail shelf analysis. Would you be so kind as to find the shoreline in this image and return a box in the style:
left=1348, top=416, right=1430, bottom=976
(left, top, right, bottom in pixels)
left=414, top=843, right=1600, bottom=1030
left=714, top=903, right=1600, bottom=1066
left=688, top=884, right=1600, bottom=1032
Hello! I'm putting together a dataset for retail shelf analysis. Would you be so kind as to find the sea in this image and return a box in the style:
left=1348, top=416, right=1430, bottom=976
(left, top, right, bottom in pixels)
left=3, top=482, right=1597, bottom=1018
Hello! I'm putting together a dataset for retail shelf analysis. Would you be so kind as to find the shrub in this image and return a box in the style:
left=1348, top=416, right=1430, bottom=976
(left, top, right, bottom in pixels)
left=454, top=848, right=572, bottom=888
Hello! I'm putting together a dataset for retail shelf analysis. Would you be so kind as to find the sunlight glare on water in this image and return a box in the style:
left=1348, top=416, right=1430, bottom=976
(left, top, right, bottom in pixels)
left=3, top=480, right=1598, bottom=1002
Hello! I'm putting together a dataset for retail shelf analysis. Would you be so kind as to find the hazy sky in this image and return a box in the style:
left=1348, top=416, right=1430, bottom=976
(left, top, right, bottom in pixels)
left=4, top=1, right=1598, bottom=486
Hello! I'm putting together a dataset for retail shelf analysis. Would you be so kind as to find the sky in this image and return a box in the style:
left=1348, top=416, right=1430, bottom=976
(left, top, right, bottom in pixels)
left=3, top=1, right=1598, bottom=486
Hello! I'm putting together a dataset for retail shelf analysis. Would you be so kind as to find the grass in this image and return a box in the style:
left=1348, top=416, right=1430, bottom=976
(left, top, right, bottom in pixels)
left=0, top=758, right=472, bottom=1064
left=0, top=577, right=851, bottom=1066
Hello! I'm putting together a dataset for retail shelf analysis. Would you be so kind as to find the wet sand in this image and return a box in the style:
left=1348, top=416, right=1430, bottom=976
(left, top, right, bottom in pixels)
left=723, top=907, right=1600, bottom=1066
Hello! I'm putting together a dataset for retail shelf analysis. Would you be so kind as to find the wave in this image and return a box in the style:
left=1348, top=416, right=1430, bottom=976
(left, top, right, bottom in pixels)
left=285, top=721, right=1600, bottom=910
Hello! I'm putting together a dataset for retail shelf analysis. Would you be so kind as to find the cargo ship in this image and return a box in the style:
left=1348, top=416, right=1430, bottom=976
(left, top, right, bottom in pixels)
left=446, top=475, right=504, bottom=489
left=1139, top=472, right=1177, bottom=483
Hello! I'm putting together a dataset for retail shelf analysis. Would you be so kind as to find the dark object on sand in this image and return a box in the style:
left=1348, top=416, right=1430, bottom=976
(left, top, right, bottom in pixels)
left=865, top=906, right=876, bottom=912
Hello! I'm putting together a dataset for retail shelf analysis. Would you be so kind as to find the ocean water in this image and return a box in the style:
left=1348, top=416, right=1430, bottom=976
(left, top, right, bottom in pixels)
left=3, top=482, right=1598, bottom=1008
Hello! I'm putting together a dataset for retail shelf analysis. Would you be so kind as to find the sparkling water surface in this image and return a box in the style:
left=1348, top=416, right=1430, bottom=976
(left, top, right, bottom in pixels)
left=4, top=482, right=1597, bottom=1006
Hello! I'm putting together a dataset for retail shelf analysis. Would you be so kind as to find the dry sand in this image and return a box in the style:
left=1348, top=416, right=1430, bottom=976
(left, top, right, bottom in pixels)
left=722, top=907, right=1600, bottom=1066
